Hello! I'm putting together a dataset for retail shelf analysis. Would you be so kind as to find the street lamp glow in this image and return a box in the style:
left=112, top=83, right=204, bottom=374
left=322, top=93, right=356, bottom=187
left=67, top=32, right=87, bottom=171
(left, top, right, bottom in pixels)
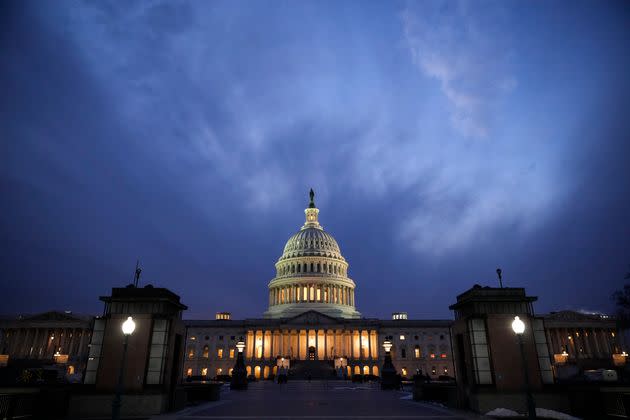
left=236, top=339, right=245, bottom=353
left=512, top=316, right=525, bottom=335
left=382, top=339, right=392, bottom=353
left=121, top=316, right=136, bottom=336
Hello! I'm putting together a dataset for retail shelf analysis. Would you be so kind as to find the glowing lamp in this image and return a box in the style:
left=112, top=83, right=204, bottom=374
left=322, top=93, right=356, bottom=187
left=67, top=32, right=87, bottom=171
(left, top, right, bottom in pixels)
left=382, top=339, right=392, bottom=353
left=236, top=338, right=245, bottom=353
left=121, top=316, right=136, bottom=336
left=511, top=316, right=525, bottom=335
left=561, top=350, right=568, bottom=357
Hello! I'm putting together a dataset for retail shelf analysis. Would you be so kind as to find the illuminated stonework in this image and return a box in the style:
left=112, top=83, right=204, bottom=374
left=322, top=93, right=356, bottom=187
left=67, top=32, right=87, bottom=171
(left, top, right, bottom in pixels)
left=263, top=191, right=360, bottom=319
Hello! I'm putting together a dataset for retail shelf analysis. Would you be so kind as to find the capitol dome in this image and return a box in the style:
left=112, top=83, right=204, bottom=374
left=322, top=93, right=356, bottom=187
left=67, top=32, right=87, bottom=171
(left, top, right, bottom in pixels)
left=263, top=190, right=361, bottom=319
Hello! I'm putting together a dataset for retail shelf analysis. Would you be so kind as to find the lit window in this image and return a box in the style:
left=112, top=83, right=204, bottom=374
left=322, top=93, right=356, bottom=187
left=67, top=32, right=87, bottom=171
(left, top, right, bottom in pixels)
left=217, top=348, right=223, bottom=358
left=230, top=349, right=235, bottom=358
left=430, top=353, right=435, bottom=359
left=443, top=367, right=448, bottom=374
left=201, top=367, right=208, bottom=376
left=217, top=368, right=222, bottom=375
left=190, top=336, right=196, bottom=341
left=401, top=367, right=407, bottom=377
left=440, top=353, right=447, bottom=358
left=186, top=368, right=192, bottom=377
left=414, top=347, right=421, bottom=358
left=188, top=348, right=195, bottom=359
left=431, top=366, right=436, bottom=375
left=229, top=368, right=233, bottom=375
left=67, top=365, right=75, bottom=375
left=400, top=335, right=405, bottom=340
left=612, top=332, right=615, bottom=337
left=202, top=345, right=209, bottom=358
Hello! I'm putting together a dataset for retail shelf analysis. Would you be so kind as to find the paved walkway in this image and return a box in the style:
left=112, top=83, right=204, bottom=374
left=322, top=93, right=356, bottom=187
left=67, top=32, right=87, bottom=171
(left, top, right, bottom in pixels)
left=154, top=380, right=483, bottom=420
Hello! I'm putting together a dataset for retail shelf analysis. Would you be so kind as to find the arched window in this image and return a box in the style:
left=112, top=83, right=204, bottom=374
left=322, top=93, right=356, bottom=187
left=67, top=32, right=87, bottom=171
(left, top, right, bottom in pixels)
left=292, top=265, right=295, bottom=273
left=310, top=263, right=314, bottom=272
left=255, top=366, right=261, bottom=379
left=303, top=263, right=307, bottom=272
left=297, top=264, right=301, bottom=273
left=186, top=368, right=192, bottom=377
left=317, top=263, right=321, bottom=272
left=246, top=366, right=252, bottom=376
left=263, top=366, right=270, bottom=378
left=188, top=347, right=195, bottom=359
left=401, top=348, right=406, bottom=358
left=354, top=366, right=360, bottom=375
left=334, top=265, right=337, bottom=274
left=414, top=345, right=421, bottom=359
left=202, top=345, right=209, bottom=358
left=372, top=366, right=379, bottom=376
left=363, top=366, right=370, bottom=375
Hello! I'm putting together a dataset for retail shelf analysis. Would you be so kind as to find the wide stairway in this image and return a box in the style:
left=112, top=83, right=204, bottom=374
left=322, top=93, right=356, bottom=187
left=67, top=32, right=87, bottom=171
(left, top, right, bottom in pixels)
left=289, top=359, right=336, bottom=379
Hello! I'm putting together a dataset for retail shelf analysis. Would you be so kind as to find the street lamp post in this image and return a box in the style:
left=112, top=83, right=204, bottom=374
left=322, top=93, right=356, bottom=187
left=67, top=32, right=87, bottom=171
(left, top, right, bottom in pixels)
left=112, top=316, right=136, bottom=420
left=512, top=316, right=536, bottom=419
left=230, top=337, right=247, bottom=390
left=381, top=337, right=397, bottom=390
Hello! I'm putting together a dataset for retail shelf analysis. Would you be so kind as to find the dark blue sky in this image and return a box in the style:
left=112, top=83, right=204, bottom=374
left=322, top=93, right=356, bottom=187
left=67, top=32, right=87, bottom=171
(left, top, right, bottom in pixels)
left=1, top=1, right=629, bottom=320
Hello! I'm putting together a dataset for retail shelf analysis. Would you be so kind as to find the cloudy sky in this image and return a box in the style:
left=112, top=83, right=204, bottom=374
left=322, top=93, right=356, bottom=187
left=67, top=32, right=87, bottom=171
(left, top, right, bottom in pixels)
left=1, top=0, right=629, bottom=319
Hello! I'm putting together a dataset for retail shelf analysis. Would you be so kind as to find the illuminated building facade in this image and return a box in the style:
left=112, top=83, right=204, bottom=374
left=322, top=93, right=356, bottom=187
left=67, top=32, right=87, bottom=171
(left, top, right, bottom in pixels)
left=0, top=311, right=92, bottom=378
left=182, top=192, right=455, bottom=380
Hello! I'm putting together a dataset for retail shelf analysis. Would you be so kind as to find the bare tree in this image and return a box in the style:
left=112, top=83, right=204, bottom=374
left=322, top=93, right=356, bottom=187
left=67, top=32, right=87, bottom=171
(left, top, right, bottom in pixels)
left=612, top=269, right=630, bottom=328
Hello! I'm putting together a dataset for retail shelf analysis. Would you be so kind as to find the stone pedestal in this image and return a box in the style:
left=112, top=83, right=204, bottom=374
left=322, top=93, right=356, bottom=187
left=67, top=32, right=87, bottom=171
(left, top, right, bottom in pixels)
left=449, top=285, right=555, bottom=414
left=80, top=285, right=188, bottom=417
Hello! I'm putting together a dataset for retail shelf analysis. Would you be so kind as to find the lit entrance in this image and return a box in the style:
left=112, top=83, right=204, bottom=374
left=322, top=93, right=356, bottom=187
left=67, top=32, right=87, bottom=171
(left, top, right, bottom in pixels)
left=308, top=346, right=316, bottom=360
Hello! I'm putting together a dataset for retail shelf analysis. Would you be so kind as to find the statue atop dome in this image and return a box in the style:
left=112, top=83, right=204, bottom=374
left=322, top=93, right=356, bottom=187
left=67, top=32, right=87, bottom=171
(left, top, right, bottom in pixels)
left=309, top=188, right=316, bottom=208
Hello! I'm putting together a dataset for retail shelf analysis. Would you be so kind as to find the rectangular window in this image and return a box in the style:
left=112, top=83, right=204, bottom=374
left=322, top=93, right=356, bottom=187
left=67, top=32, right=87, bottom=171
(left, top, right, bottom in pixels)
left=414, top=348, right=421, bottom=358
left=230, top=348, right=235, bottom=358
left=316, top=288, right=321, bottom=301
left=533, top=318, right=553, bottom=384
left=400, top=335, right=405, bottom=340
left=468, top=318, right=492, bottom=385
left=217, top=348, right=223, bottom=358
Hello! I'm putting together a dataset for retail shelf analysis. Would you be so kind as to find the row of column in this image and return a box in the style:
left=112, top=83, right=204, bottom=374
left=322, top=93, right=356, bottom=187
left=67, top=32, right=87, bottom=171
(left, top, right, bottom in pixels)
left=270, top=284, right=355, bottom=306
left=245, top=329, right=379, bottom=360
left=546, top=327, right=617, bottom=358
left=278, top=261, right=346, bottom=277
left=2, top=327, right=90, bottom=359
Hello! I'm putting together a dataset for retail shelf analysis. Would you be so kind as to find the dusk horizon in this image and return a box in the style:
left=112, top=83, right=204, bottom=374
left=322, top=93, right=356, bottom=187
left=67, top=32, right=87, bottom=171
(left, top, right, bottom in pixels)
left=2, top=0, right=630, bottom=322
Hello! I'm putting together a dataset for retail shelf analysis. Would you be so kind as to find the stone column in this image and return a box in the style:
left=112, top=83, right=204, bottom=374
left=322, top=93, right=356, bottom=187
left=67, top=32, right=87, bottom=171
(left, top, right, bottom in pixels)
left=324, top=330, right=328, bottom=359
left=350, top=331, right=354, bottom=361
left=19, top=329, right=29, bottom=358
left=77, top=329, right=87, bottom=360
left=591, top=328, right=602, bottom=359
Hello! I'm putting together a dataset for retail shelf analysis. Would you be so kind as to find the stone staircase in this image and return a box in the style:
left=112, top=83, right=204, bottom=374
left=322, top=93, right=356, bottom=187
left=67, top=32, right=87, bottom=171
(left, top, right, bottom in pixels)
left=289, top=359, right=336, bottom=379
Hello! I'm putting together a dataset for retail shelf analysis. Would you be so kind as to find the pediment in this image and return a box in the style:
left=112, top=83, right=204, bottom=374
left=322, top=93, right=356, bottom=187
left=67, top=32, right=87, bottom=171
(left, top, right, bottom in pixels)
left=544, top=310, right=601, bottom=321
left=283, top=310, right=341, bottom=326
left=23, top=311, right=81, bottom=322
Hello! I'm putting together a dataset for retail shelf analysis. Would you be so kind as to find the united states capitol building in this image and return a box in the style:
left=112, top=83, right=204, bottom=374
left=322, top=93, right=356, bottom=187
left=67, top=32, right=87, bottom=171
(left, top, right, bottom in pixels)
left=183, top=191, right=454, bottom=380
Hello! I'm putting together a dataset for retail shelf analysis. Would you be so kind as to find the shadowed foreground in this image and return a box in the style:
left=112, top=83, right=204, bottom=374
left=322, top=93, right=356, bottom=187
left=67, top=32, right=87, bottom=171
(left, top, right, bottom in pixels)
left=153, top=380, right=478, bottom=420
